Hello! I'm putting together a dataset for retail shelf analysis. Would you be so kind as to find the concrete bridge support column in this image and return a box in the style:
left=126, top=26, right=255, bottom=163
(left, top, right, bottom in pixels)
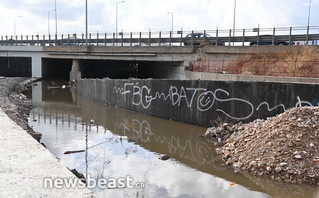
left=31, top=55, right=42, bottom=77
left=70, top=59, right=82, bottom=82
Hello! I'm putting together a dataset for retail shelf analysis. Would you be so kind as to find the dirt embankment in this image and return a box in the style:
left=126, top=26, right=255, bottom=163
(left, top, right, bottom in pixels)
left=203, top=106, right=319, bottom=184
left=0, top=77, right=41, bottom=141
left=227, top=46, right=319, bottom=77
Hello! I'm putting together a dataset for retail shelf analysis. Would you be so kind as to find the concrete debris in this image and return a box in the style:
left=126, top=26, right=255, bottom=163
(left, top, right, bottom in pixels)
left=204, top=106, right=319, bottom=184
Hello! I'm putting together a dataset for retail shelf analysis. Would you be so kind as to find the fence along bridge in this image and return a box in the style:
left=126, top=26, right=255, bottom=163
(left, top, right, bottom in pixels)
left=1, top=26, right=319, bottom=47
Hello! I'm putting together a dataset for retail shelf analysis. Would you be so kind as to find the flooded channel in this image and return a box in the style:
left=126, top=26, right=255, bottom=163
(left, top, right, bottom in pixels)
left=26, top=80, right=319, bottom=198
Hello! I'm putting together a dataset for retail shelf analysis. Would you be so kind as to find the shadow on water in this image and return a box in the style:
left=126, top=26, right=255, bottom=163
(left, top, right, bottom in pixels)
left=27, top=80, right=319, bottom=198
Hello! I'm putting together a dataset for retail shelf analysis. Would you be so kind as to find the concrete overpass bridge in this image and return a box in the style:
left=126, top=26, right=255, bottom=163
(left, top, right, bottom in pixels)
left=0, top=26, right=319, bottom=80
left=0, top=44, right=315, bottom=81
left=0, top=45, right=197, bottom=80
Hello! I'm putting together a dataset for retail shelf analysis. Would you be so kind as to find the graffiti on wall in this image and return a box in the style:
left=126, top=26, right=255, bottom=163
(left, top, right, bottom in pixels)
left=113, top=82, right=314, bottom=120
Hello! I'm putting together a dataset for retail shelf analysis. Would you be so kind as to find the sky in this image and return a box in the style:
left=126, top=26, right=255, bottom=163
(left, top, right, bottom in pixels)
left=0, top=0, right=318, bottom=36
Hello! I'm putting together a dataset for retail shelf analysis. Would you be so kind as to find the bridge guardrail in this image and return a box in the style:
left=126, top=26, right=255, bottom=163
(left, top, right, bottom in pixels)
left=0, top=25, right=319, bottom=47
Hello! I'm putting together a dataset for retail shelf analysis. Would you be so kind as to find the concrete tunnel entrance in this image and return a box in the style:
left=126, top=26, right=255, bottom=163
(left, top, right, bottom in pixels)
left=67, top=59, right=185, bottom=81
left=79, top=60, right=185, bottom=79
left=42, top=58, right=185, bottom=80
left=0, top=57, right=31, bottom=77
left=42, top=58, right=73, bottom=80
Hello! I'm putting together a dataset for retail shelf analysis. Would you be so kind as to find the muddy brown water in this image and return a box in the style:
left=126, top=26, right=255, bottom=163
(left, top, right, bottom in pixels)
left=26, top=80, right=319, bottom=198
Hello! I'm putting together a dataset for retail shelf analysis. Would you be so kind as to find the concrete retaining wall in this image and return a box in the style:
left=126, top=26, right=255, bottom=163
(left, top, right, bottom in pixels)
left=77, top=79, right=319, bottom=126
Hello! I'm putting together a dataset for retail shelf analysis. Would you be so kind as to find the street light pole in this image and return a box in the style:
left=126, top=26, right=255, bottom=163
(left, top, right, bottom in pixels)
left=306, top=0, right=312, bottom=44
left=85, top=0, right=88, bottom=45
left=14, top=16, right=22, bottom=38
left=55, top=0, right=58, bottom=35
left=116, top=1, right=125, bottom=39
left=167, top=12, right=174, bottom=33
left=233, top=0, right=236, bottom=45
left=48, top=10, right=55, bottom=35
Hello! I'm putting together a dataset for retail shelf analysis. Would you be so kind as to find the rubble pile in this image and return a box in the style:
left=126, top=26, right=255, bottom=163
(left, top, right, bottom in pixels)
left=205, top=106, right=319, bottom=184
left=203, top=121, right=246, bottom=146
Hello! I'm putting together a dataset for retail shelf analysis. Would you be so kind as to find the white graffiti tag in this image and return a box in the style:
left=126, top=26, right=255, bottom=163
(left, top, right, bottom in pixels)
left=113, top=83, right=312, bottom=120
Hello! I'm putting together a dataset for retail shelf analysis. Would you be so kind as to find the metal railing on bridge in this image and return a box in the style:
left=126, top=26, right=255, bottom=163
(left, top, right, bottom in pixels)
left=1, top=25, right=319, bottom=47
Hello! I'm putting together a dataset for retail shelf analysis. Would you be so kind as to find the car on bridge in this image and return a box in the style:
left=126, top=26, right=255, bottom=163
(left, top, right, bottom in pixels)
left=184, top=33, right=224, bottom=46
left=61, top=36, right=81, bottom=46
left=250, top=35, right=294, bottom=46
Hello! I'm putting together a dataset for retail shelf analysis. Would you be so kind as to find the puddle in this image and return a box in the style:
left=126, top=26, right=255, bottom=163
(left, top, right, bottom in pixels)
left=26, top=80, right=319, bottom=198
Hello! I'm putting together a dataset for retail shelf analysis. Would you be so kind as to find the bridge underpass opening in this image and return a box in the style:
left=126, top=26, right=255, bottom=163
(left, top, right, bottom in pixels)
left=0, top=57, right=31, bottom=77
left=80, top=60, right=185, bottom=79
left=137, top=61, right=185, bottom=79
left=42, top=58, right=72, bottom=80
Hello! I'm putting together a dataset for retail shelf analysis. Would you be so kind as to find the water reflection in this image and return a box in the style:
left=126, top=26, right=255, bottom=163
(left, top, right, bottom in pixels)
left=27, top=80, right=319, bottom=198
left=76, top=95, right=261, bottom=186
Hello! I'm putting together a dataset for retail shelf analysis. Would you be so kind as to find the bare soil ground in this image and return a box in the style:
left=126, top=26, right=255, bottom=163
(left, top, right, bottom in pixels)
left=227, top=46, right=319, bottom=77
left=0, top=77, right=41, bottom=141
